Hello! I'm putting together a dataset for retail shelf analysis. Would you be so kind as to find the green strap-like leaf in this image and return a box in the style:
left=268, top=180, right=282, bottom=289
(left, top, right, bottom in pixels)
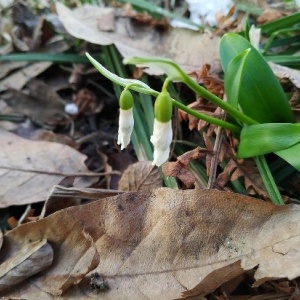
left=238, top=123, right=300, bottom=157
left=221, top=33, right=295, bottom=124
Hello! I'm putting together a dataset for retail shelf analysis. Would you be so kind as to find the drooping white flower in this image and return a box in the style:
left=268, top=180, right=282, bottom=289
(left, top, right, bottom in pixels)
left=151, top=91, right=173, bottom=166
left=151, top=119, right=172, bottom=166
left=117, top=89, right=134, bottom=150
left=117, top=108, right=134, bottom=150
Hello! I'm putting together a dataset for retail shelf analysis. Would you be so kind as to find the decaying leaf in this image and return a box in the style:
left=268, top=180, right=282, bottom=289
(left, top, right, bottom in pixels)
left=56, top=3, right=221, bottom=75
left=270, top=62, right=300, bottom=89
left=0, top=239, right=53, bottom=292
left=217, top=159, right=268, bottom=198
left=0, top=218, right=99, bottom=296
left=163, top=147, right=209, bottom=188
left=0, top=129, right=97, bottom=208
left=1, top=188, right=299, bottom=299
left=0, top=62, right=52, bottom=92
left=2, top=79, right=69, bottom=127
left=118, top=161, right=162, bottom=191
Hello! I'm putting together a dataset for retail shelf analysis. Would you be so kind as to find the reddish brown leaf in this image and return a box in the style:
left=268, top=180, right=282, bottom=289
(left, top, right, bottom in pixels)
left=163, top=147, right=208, bottom=188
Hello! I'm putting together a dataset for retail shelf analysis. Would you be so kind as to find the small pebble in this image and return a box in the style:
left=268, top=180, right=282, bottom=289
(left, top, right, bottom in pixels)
left=64, top=103, right=79, bottom=115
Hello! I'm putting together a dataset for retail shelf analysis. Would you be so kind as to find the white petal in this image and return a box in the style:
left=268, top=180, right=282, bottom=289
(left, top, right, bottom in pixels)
left=117, top=108, right=134, bottom=150
left=150, top=119, right=172, bottom=166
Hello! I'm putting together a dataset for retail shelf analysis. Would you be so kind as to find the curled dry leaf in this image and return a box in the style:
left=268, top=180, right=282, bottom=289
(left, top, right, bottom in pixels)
left=2, top=188, right=300, bottom=299
left=0, top=129, right=97, bottom=208
left=217, top=159, right=268, bottom=198
left=3, top=79, right=68, bottom=127
left=118, top=161, right=162, bottom=191
left=0, top=217, right=99, bottom=296
left=0, top=239, right=53, bottom=292
left=163, top=147, right=209, bottom=188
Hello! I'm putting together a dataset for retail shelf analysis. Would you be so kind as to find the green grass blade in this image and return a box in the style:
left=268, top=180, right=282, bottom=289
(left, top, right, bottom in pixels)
left=260, top=12, right=300, bottom=35
left=255, top=156, right=284, bottom=205
left=0, top=53, right=101, bottom=63
left=116, top=0, right=202, bottom=30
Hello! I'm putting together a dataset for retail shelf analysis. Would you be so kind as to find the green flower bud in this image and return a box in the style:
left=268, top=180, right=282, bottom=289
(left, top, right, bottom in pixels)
left=154, top=92, right=172, bottom=123
left=119, top=90, right=133, bottom=110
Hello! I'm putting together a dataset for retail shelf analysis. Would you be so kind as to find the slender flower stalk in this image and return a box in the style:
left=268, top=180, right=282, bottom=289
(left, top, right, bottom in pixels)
left=151, top=89, right=173, bottom=166
left=117, top=89, right=134, bottom=150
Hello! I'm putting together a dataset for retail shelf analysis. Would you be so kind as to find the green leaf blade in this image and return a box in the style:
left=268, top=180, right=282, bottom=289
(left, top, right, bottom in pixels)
left=238, top=123, right=300, bottom=157
left=221, top=33, right=295, bottom=124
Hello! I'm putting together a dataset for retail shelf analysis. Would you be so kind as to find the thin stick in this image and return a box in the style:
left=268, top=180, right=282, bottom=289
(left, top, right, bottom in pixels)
left=0, top=166, right=121, bottom=177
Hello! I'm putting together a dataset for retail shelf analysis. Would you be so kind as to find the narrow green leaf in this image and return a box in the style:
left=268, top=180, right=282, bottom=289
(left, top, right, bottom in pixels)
left=0, top=53, right=95, bottom=63
left=260, top=12, right=300, bottom=35
left=221, top=33, right=295, bottom=123
left=238, top=123, right=300, bottom=157
left=265, top=55, right=300, bottom=67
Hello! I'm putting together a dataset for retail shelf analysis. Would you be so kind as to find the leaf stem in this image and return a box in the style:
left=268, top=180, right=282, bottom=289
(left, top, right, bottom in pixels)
left=255, top=156, right=284, bottom=205
left=171, top=100, right=241, bottom=134
left=183, top=75, right=258, bottom=125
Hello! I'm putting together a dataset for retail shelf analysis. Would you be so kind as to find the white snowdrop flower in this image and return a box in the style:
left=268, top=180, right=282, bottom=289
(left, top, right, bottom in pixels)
left=151, top=119, right=173, bottom=166
left=151, top=91, right=173, bottom=166
left=117, top=107, right=134, bottom=150
left=117, top=89, right=134, bottom=150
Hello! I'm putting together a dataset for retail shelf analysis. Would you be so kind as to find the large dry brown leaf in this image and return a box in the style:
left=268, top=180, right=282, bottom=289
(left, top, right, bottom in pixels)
left=0, top=239, right=53, bottom=292
left=1, top=188, right=300, bottom=299
left=0, top=129, right=96, bottom=207
left=56, top=3, right=221, bottom=75
left=118, top=161, right=162, bottom=191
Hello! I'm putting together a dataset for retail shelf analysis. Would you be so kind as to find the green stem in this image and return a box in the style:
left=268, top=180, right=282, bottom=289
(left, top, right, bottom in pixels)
left=125, top=57, right=258, bottom=125
left=255, top=156, right=284, bottom=205
left=183, top=75, right=258, bottom=125
left=171, top=100, right=241, bottom=134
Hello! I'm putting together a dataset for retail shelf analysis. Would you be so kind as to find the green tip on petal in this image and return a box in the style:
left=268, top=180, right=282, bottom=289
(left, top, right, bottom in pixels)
left=154, top=92, right=172, bottom=123
left=119, top=90, right=133, bottom=110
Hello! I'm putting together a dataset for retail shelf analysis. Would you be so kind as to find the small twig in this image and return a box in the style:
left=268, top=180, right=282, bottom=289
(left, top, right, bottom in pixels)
left=207, top=113, right=226, bottom=189
left=0, top=166, right=121, bottom=177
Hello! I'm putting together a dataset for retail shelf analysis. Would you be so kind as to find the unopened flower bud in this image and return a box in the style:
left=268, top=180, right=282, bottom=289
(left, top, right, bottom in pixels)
left=151, top=92, right=173, bottom=166
left=117, top=90, right=134, bottom=150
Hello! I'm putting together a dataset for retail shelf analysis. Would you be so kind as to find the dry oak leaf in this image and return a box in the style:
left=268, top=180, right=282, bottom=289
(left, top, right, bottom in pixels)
left=118, top=161, right=162, bottom=191
left=1, top=188, right=300, bottom=299
left=163, top=147, right=209, bottom=188
left=0, top=239, right=53, bottom=292
left=0, top=129, right=96, bottom=208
